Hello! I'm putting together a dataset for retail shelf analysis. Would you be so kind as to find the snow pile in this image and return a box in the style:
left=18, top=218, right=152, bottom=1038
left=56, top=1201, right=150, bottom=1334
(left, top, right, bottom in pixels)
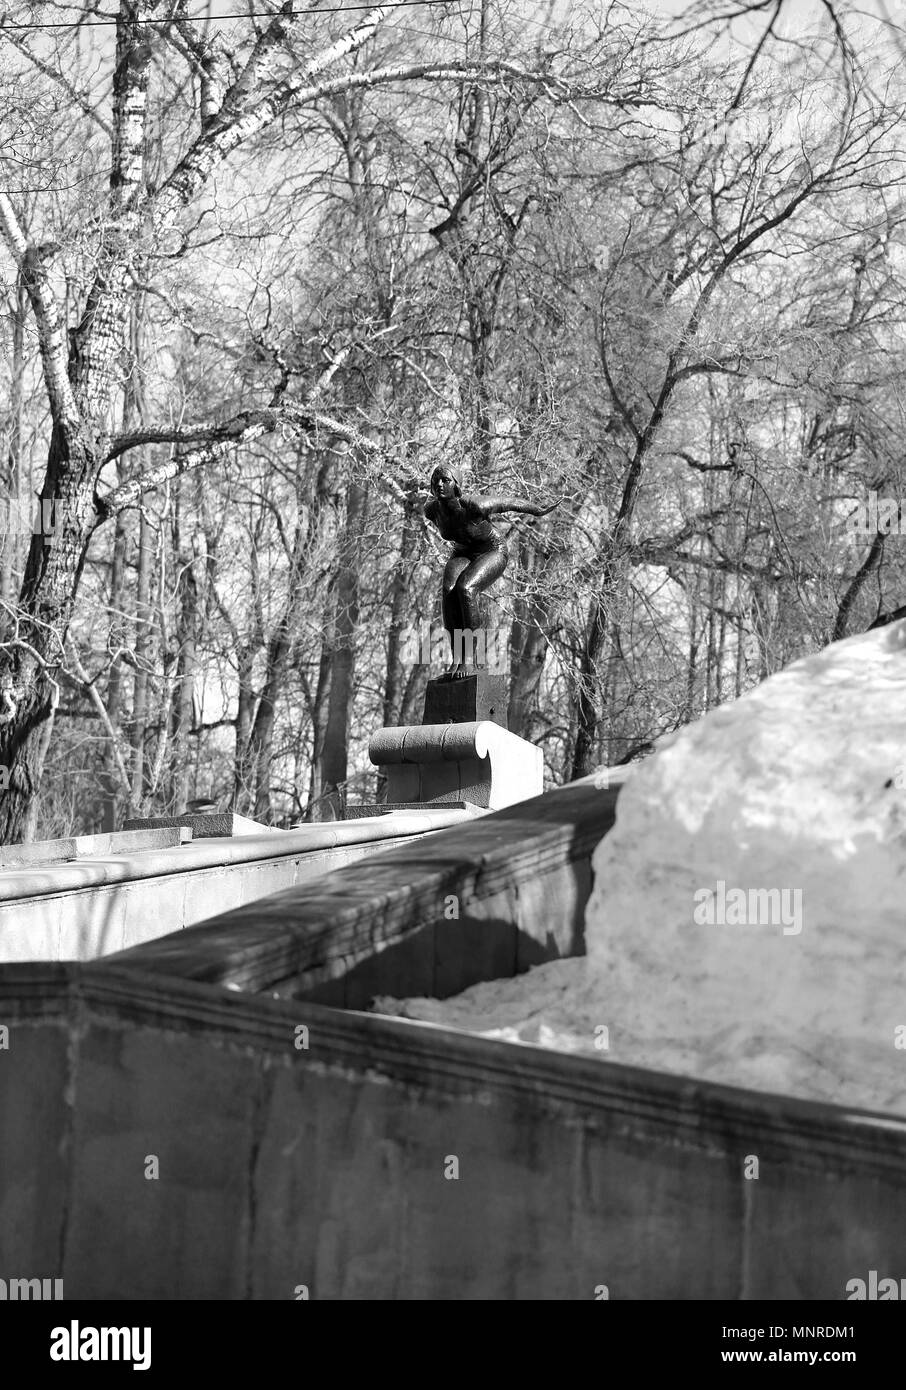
left=372, top=958, right=603, bottom=1053
left=375, top=621, right=906, bottom=1113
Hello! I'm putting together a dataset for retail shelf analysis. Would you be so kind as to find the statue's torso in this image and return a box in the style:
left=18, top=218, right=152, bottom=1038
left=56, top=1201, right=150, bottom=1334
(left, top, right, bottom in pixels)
left=426, top=496, right=502, bottom=552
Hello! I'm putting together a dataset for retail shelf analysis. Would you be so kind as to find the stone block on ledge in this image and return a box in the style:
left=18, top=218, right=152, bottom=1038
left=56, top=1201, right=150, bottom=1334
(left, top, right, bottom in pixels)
left=122, top=812, right=275, bottom=839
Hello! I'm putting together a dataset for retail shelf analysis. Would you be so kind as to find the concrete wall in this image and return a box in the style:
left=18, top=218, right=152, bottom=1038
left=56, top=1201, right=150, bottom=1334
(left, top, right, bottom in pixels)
left=5, top=768, right=898, bottom=1301
left=0, top=808, right=477, bottom=965
left=2, top=963, right=905, bottom=1300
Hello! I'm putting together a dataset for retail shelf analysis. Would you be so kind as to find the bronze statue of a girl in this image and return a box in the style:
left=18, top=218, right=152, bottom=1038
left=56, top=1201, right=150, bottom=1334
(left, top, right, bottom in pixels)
left=424, top=464, right=561, bottom=681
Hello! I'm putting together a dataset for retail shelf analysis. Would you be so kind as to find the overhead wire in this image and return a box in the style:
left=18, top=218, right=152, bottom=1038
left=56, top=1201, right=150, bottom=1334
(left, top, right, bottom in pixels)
left=0, top=0, right=458, bottom=30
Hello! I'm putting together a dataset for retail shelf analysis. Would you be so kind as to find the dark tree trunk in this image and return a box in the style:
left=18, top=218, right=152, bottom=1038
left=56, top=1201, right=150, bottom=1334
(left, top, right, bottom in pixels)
left=128, top=505, right=153, bottom=817
left=382, top=495, right=420, bottom=728
left=319, top=478, right=367, bottom=817
left=571, top=589, right=609, bottom=779
left=232, top=642, right=257, bottom=813
left=0, top=420, right=100, bottom=842
left=170, top=476, right=203, bottom=813
left=1, top=273, right=26, bottom=606
left=100, top=503, right=129, bottom=830
left=247, top=625, right=291, bottom=823
left=508, top=537, right=550, bottom=740
left=306, top=591, right=335, bottom=819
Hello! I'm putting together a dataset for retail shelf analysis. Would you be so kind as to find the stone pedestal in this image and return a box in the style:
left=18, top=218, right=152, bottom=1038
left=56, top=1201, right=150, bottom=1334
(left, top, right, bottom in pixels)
left=369, top=721, right=542, bottom=811
left=422, top=673, right=508, bottom=728
left=351, top=666, right=542, bottom=817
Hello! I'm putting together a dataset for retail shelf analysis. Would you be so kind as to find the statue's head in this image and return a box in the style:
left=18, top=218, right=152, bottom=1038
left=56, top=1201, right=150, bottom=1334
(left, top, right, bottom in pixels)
left=430, top=465, right=460, bottom=500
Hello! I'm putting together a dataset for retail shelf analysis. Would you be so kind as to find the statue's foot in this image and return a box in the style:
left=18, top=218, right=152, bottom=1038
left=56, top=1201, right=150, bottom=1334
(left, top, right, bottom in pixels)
left=451, top=665, right=469, bottom=681
left=438, top=663, right=463, bottom=683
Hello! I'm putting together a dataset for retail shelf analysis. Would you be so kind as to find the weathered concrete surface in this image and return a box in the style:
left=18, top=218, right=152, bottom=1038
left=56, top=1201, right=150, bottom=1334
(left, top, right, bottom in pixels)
left=0, top=974, right=71, bottom=1275
left=2, top=964, right=906, bottom=1299
left=0, top=808, right=478, bottom=965
left=67, top=1017, right=257, bottom=1298
left=101, top=778, right=614, bottom=1000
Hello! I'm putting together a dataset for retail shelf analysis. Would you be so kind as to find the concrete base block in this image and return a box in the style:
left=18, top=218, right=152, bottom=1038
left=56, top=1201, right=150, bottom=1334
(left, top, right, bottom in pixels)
left=369, top=721, right=543, bottom=810
left=422, top=673, right=507, bottom=728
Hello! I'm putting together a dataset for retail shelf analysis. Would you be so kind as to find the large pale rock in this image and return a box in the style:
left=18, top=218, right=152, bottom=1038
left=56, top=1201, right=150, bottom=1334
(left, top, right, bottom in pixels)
left=586, top=619, right=906, bottom=1111
left=376, top=622, right=906, bottom=1114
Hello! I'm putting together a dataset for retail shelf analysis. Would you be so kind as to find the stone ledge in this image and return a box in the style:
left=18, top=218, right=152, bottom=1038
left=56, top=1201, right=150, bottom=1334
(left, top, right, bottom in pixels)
left=0, top=826, right=191, bottom=870
left=0, top=808, right=477, bottom=905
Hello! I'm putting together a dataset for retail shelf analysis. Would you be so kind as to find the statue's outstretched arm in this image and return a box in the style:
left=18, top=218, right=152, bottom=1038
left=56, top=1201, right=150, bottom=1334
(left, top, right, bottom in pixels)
left=478, top=494, right=562, bottom=518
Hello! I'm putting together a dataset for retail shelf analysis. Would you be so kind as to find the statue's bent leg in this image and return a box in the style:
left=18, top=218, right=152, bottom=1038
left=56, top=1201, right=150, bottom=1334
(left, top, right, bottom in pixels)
left=454, top=545, right=508, bottom=673
left=441, top=555, right=471, bottom=679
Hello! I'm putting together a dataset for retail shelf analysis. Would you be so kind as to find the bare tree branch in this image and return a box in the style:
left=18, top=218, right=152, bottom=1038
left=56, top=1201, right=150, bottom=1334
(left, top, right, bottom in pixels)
left=0, top=193, right=79, bottom=428
left=0, top=22, right=113, bottom=137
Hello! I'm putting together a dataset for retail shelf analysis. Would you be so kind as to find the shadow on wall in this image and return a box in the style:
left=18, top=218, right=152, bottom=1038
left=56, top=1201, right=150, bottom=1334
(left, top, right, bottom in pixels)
left=297, top=914, right=564, bottom=1009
